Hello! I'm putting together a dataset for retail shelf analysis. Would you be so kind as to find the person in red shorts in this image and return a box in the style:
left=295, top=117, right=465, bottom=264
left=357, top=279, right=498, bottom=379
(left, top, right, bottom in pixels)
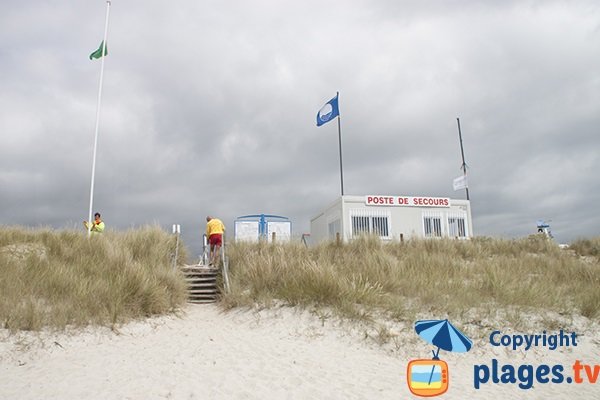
left=206, top=216, right=225, bottom=266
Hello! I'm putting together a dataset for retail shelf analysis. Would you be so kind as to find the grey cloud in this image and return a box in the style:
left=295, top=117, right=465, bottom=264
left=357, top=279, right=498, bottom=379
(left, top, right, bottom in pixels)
left=1, top=1, right=599, bottom=254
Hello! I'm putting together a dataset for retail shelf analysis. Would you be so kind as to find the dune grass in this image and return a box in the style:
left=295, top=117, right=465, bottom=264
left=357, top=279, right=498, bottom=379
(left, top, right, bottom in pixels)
left=2, top=225, right=598, bottom=335
left=0, top=226, right=188, bottom=331
left=569, top=237, right=600, bottom=258
left=222, top=235, right=600, bottom=329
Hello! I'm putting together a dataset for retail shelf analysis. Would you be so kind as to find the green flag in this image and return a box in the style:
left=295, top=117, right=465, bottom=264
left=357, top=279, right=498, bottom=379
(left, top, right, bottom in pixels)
left=89, top=41, right=108, bottom=60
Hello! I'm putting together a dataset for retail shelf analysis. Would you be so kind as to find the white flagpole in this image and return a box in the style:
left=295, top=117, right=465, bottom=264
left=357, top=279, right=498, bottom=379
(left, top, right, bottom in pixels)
left=334, top=91, right=344, bottom=196
left=87, top=1, right=111, bottom=237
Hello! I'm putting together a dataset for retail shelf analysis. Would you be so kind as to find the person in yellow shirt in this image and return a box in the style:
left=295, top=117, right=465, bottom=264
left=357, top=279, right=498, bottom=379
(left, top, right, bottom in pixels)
left=83, top=212, right=105, bottom=235
left=206, top=216, right=225, bottom=266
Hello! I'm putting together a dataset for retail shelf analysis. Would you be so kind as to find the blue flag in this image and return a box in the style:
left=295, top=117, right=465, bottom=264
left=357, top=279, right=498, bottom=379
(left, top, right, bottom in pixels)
left=316, top=94, right=340, bottom=126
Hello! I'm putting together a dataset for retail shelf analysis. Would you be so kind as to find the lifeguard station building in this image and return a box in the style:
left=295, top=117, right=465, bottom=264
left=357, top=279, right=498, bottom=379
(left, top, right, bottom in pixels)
left=310, top=195, right=473, bottom=243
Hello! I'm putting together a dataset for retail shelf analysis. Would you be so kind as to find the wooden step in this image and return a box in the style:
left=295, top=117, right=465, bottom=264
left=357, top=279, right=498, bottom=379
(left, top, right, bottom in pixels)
left=188, top=295, right=218, bottom=300
left=185, top=276, right=217, bottom=282
left=184, top=272, right=218, bottom=277
left=186, top=281, right=217, bottom=287
left=181, top=266, right=219, bottom=272
left=184, top=270, right=218, bottom=274
left=181, top=264, right=223, bottom=304
left=188, top=290, right=218, bottom=295
left=187, top=277, right=218, bottom=282
left=184, top=272, right=213, bottom=276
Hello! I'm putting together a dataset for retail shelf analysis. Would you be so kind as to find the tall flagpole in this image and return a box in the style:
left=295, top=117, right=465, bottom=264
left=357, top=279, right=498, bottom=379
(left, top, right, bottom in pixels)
left=336, top=91, right=344, bottom=196
left=87, top=1, right=111, bottom=237
left=456, top=117, right=470, bottom=200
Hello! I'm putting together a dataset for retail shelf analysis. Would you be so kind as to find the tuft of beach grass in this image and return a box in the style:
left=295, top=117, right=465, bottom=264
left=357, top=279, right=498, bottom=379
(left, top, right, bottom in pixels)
left=222, top=235, right=600, bottom=332
left=0, top=225, right=188, bottom=331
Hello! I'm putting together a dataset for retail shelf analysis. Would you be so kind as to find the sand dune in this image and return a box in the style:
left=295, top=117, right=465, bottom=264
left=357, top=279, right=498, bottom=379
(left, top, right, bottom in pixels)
left=1, top=305, right=599, bottom=399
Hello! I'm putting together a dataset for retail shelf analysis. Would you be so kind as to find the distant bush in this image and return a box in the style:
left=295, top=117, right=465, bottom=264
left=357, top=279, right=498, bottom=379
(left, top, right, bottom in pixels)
left=0, top=226, right=188, bottom=331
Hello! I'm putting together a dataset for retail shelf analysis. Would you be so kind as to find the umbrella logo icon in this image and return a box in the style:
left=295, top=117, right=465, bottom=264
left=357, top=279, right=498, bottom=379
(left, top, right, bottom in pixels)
left=407, top=319, right=473, bottom=397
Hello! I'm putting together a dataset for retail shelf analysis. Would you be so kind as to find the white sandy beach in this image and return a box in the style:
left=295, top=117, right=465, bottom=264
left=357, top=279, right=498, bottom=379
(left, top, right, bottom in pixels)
left=1, top=304, right=599, bottom=400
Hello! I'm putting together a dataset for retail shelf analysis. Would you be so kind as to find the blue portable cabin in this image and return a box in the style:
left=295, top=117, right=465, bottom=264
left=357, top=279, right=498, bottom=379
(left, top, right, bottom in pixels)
left=234, top=214, right=292, bottom=242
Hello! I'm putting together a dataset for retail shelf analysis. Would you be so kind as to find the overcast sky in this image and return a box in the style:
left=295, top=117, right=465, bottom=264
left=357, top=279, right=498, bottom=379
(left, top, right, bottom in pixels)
left=1, top=0, right=599, bottom=252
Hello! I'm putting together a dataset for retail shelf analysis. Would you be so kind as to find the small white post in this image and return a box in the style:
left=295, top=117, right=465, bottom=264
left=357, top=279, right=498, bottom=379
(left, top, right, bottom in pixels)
left=172, top=224, right=180, bottom=269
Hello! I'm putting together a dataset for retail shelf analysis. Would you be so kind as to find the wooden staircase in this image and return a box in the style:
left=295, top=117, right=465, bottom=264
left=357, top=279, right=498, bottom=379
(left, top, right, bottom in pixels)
left=181, top=265, right=220, bottom=304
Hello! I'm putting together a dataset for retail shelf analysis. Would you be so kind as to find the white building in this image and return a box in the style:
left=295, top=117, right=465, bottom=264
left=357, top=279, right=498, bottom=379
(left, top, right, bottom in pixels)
left=310, top=195, right=473, bottom=243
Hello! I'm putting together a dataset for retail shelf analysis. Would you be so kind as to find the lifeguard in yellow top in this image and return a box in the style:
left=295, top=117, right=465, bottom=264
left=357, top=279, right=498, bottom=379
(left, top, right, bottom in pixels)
left=84, top=212, right=105, bottom=235
left=206, top=216, right=225, bottom=266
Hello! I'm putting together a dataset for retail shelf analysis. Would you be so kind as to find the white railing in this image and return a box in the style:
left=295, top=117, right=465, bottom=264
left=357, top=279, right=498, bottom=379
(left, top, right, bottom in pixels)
left=221, top=240, right=230, bottom=294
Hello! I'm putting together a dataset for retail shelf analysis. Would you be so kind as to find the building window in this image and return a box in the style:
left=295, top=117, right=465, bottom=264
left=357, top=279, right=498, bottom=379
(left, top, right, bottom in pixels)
left=352, top=216, right=370, bottom=235
left=423, top=212, right=443, bottom=237
left=448, top=212, right=467, bottom=238
left=372, top=216, right=389, bottom=237
left=350, top=209, right=391, bottom=239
